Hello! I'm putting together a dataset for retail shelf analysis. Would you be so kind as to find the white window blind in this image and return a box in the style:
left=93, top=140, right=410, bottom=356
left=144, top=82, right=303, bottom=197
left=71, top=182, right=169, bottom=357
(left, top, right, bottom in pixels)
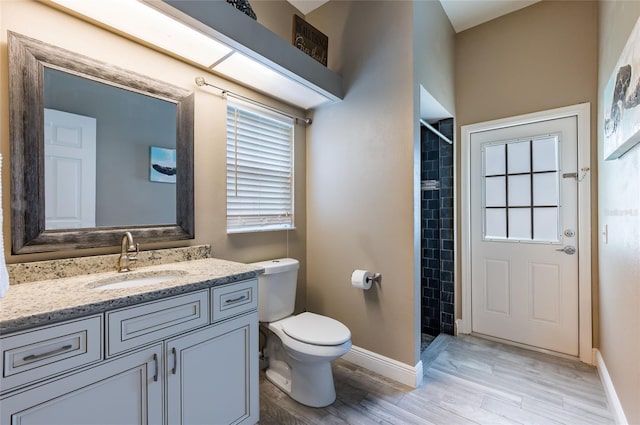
left=226, top=101, right=294, bottom=233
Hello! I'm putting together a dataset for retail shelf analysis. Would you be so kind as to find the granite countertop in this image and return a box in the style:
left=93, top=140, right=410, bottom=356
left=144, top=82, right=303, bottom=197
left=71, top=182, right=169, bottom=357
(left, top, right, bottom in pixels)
left=0, top=258, right=264, bottom=335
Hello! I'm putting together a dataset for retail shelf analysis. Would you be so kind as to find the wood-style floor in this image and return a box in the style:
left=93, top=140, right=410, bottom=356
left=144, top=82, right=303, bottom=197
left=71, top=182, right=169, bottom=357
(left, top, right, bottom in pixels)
left=258, top=334, right=614, bottom=424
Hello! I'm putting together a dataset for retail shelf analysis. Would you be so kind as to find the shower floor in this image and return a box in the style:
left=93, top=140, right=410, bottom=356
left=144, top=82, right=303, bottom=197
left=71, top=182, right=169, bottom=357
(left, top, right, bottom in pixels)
left=421, top=333, right=436, bottom=352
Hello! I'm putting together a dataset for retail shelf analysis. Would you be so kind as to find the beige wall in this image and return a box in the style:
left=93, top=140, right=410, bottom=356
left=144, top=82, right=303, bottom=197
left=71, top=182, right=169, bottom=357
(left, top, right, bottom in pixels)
left=597, top=2, right=640, bottom=423
left=305, top=0, right=455, bottom=366
left=251, top=0, right=303, bottom=47
left=455, top=0, right=599, bottom=331
left=413, top=0, right=456, bottom=117
left=305, top=1, right=415, bottom=366
left=0, top=1, right=307, bottom=304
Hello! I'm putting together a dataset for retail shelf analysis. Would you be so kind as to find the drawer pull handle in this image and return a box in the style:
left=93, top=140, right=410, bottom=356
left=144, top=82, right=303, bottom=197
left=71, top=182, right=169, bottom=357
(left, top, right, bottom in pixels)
left=153, top=353, right=159, bottom=382
left=225, top=295, right=247, bottom=304
left=23, top=344, right=73, bottom=362
left=172, top=347, right=177, bottom=375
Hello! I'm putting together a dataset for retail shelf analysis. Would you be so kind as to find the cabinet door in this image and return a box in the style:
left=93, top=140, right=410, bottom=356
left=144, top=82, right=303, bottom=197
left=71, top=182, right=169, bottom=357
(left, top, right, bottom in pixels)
left=0, top=344, right=163, bottom=425
left=166, top=311, right=258, bottom=425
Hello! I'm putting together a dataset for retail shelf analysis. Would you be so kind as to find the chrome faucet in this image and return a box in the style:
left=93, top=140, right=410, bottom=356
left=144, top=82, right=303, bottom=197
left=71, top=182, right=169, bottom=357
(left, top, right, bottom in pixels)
left=117, top=232, right=139, bottom=272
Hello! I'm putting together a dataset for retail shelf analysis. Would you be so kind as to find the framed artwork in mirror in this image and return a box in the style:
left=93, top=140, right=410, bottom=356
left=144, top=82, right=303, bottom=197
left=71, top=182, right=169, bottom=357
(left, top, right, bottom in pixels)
left=150, top=147, right=177, bottom=184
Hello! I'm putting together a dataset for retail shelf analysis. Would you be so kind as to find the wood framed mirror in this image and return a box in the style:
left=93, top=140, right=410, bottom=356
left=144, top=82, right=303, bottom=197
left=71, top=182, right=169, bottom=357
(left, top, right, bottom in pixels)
left=8, top=31, right=195, bottom=254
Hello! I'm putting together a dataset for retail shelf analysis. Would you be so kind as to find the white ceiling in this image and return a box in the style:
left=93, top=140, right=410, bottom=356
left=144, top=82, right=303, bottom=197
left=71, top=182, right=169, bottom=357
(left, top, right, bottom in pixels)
left=287, top=0, right=541, bottom=33
left=285, top=0, right=543, bottom=119
left=439, top=0, right=542, bottom=33
left=287, top=0, right=329, bottom=15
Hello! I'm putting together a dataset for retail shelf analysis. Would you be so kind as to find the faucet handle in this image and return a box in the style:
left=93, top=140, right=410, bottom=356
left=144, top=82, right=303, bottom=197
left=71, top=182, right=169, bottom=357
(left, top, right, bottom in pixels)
left=130, top=242, right=139, bottom=258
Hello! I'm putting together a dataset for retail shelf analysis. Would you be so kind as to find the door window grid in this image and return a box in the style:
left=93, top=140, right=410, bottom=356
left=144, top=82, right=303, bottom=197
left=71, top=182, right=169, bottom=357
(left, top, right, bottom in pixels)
left=482, top=135, right=561, bottom=242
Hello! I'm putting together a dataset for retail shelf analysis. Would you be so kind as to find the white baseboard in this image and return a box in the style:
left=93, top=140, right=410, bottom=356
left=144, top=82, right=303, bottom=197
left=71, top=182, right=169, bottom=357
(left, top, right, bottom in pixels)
left=595, top=349, right=628, bottom=425
left=455, top=318, right=468, bottom=335
left=342, top=345, right=423, bottom=388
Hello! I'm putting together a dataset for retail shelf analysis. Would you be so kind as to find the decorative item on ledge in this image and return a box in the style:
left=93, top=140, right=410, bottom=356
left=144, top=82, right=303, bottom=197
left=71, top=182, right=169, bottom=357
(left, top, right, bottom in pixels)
left=292, top=15, right=328, bottom=66
left=225, top=0, right=257, bottom=20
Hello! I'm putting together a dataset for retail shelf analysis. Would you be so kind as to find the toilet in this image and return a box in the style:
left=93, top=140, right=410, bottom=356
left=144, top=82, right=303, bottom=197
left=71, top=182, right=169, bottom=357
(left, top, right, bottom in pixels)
left=251, top=258, right=352, bottom=408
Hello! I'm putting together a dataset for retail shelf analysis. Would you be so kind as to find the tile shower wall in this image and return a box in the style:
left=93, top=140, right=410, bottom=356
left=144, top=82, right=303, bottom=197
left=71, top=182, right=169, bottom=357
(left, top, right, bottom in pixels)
left=421, top=118, right=454, bottom=336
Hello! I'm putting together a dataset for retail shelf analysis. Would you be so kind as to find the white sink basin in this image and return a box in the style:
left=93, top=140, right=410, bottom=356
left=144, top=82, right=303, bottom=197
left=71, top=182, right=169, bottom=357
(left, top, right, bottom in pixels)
left=91, top=270, right=186, bottom=291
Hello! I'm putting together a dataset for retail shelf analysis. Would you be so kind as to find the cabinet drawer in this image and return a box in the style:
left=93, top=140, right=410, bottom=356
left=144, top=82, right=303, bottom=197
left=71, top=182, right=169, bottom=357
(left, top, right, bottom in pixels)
left=106, top=290, right=209, bottom=357
left=211, top=280, right=257, bottom=322
left=1, top=315, right=103, bottom=393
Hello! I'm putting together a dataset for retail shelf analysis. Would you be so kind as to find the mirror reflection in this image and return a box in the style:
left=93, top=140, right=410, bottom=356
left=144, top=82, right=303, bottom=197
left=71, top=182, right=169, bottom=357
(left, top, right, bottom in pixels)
left=8, top=31, right=194, bottom=254
left=43, top=68, right=177, bottom=229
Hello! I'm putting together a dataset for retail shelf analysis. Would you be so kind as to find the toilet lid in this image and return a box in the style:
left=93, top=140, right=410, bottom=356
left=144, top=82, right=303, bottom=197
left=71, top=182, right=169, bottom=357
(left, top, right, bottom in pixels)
left=281, top=312, right=351, bottom=346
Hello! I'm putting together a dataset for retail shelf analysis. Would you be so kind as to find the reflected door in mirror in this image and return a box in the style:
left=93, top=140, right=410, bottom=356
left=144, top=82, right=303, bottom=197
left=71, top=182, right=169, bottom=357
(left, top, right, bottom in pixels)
left=43, top=67, right=177, bottom=229
left=44, top=109, right=97, bottom=230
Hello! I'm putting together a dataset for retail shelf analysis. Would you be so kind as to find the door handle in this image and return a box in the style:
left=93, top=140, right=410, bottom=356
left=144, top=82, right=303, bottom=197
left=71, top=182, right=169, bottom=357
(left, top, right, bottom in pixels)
left=556, top=246, right=576, bottom=255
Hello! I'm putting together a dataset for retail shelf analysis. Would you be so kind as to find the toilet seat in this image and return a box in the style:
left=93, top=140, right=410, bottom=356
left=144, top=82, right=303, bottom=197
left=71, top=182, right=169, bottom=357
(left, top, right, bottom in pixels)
left=280, top=312, right=351, bottom=346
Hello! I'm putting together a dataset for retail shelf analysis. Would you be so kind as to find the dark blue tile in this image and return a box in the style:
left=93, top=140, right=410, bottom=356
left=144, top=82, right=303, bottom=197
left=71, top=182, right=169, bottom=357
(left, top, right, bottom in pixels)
left=442, top=281, right=454, bottom=293
left=441, top=312, right=453, bottom=325
left=441, top=291, right=453, bottom=304
left=441, top=250, right=453, bottom=261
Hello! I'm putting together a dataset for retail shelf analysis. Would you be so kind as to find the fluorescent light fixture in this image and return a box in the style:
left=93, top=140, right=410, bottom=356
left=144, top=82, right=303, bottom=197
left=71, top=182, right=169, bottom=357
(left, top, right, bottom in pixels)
left=49, top=0, right=232, bottom=67
left=48, top=0, right=335, bottom=109
left=213, top=52, right=329, bottom=109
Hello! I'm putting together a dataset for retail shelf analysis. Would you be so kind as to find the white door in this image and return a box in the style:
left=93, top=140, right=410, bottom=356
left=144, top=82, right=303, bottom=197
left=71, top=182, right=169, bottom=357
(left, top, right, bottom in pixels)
left=44, top=108, right=97, bottom=229
left=470, top=116, right=579, bottom=356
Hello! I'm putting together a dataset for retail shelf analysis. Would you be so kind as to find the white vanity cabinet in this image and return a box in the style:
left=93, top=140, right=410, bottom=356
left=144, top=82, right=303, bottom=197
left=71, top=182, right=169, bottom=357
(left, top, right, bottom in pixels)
left=166, top=279, right=259, bottom=425
left=0, top=344, right=163, bottom=425
left=166, top=311, right=258, bottom=424
left=0, top=279, right=259, bottom=425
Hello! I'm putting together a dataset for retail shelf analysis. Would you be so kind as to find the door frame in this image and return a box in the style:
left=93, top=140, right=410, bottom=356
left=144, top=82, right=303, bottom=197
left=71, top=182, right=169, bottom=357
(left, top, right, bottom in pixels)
left=458, top=103, right=592, bottom=364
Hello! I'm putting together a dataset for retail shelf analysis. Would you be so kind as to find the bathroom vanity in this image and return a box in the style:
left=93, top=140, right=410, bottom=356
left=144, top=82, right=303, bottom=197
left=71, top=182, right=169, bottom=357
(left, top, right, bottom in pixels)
left=0, top=257, right=262, bottom=425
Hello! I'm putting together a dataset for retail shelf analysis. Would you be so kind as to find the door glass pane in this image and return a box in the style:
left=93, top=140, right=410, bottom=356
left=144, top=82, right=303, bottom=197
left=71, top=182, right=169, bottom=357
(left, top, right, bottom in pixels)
left=534, top=208, right=559, bottom=241
left=508, top=175, right=530, bottom=206
left=507, top=141, right=530, bottom=174
left=508, top=208, right=531, bottom=240
left=533, top=172, right=558, bottom=205
left=486, top=208, right=506, bottom=239
left=485, top=176, right=506, bottom=207
left=484, top=144, right=505, bottom=175
left=532, top=136, right=558, bottom=172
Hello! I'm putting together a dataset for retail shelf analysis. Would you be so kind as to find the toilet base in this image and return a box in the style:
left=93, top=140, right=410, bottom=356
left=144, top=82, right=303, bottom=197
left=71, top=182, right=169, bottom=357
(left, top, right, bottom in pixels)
left=265, top=362, right=337, bottom=408
left=266, top=335, right=337, bottom=408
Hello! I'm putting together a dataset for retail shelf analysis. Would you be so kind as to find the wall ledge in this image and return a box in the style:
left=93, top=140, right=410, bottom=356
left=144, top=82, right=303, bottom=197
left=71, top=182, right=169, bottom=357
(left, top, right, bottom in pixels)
left=153, top=0, right=343, bottom=105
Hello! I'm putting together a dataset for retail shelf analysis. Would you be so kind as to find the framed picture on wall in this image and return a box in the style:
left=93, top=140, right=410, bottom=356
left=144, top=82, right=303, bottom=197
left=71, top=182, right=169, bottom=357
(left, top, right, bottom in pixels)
left=603, top=16, right=640, bottom=160
left=149, top=146, right=177, bottom=183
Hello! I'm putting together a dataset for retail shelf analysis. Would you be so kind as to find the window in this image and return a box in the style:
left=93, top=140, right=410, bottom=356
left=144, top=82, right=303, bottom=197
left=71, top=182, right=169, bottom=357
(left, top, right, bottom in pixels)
left=226, top=101, right=294, bottom=233
left=481, top=135, right=561, bottom=242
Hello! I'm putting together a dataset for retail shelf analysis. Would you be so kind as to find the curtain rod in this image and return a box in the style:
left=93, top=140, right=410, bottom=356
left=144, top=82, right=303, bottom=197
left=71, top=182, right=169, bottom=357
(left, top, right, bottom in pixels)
left=194, top=76, right=312, bottom=125
left=420, top=119, right=452, bottom=145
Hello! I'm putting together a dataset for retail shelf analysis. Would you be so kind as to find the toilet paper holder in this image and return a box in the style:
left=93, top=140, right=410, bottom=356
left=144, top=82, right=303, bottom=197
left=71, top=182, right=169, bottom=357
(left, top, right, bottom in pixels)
left=366, top=273, right=382, bottom=285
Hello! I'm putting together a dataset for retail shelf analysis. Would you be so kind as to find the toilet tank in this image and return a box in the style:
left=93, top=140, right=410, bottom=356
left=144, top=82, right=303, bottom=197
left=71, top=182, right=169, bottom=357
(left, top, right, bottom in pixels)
left=250, top=258, right=299, bottom=322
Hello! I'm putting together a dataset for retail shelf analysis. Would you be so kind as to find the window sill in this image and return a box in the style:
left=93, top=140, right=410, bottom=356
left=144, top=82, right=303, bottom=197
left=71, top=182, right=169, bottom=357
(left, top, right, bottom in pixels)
left=227, top=226, right=296, bottom=235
